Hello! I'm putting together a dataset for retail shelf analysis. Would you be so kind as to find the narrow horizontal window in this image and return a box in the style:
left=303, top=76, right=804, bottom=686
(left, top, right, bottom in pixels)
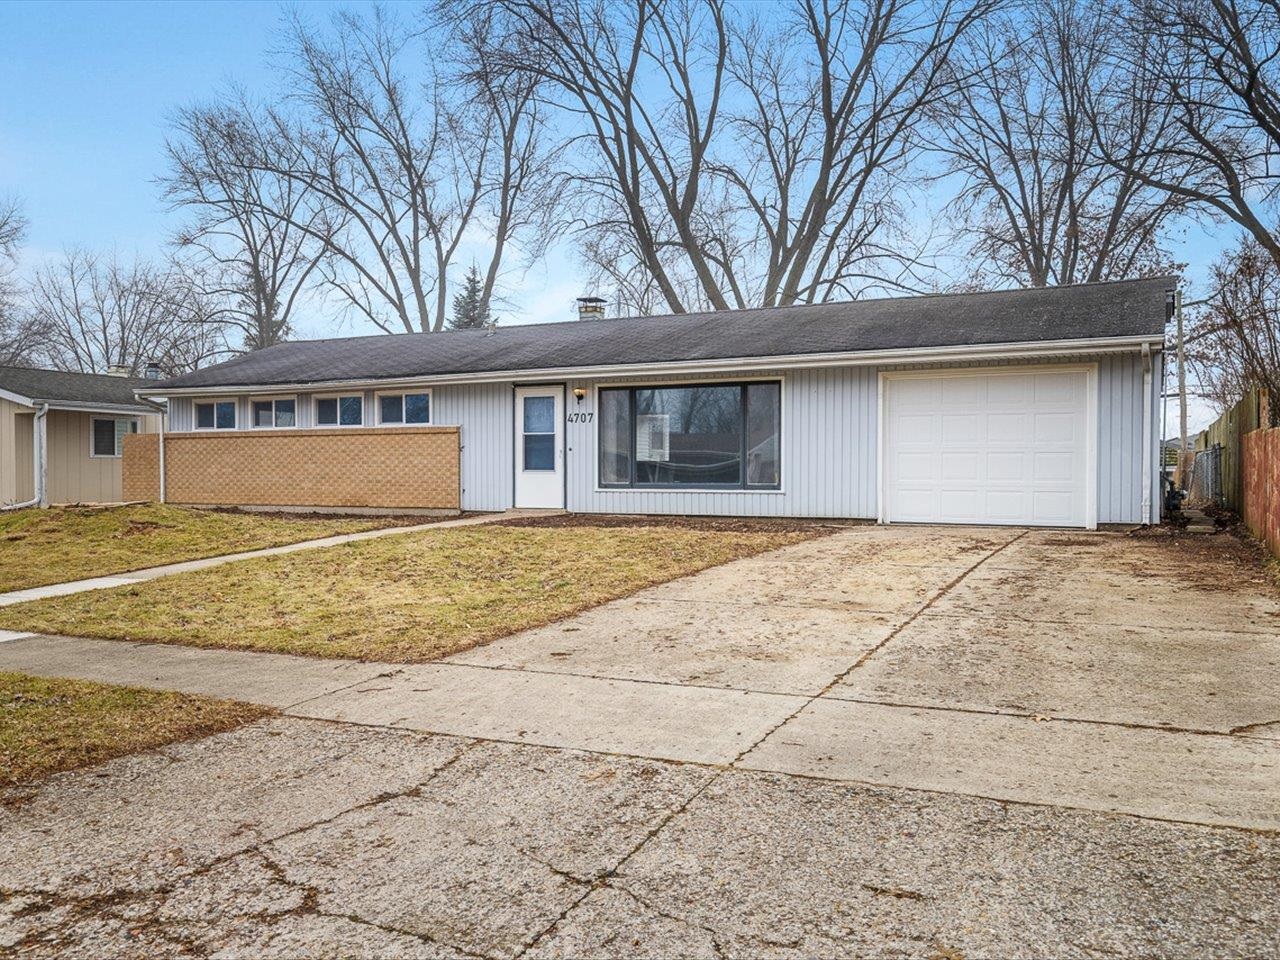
left=317, top=395, right=363, bottom=427
left=253, top=398, right=296, bottom=428
left=195, top=401, right=236, bottom=430
left=91, top=417, right=139, bottom=457
left=376, top=392, right=430, bottom=426
left=598, top=381, right=781, bottom=490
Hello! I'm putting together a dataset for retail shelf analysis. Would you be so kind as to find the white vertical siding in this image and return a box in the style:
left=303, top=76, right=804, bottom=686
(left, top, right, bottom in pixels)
left=434, top=382, right=513, bottom=511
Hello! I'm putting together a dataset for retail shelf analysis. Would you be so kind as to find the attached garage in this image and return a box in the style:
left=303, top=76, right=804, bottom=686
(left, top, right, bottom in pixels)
left=881, top=367, right=1096, bottom=528
left=143, top=277, right=1168, bottom=528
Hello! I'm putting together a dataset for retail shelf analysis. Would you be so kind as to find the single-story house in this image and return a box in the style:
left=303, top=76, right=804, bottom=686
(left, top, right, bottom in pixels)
left=132, top=277, right=1172, bottom=529
left=0, top=366, right=163, bottom=508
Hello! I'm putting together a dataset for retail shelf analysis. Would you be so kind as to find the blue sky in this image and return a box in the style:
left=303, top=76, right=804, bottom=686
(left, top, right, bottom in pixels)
left=0, top=1, right=1235, bottom=430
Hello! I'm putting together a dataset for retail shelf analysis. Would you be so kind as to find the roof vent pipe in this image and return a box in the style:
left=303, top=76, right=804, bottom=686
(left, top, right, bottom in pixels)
left=576, top=296, right=606, bottom=321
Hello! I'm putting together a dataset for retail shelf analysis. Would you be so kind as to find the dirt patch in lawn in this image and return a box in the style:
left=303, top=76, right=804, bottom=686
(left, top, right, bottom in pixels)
left=0, top=504, right=424, bottom=593
left=497, top=513, right=864, bottom=534
left=0, top=524, right=825, bottom=663
left=0, top=671, right=270, bottom=791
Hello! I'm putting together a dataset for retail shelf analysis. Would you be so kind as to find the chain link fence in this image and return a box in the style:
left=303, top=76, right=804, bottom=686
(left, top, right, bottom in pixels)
left=1187, top=443, right=1224, bottom=507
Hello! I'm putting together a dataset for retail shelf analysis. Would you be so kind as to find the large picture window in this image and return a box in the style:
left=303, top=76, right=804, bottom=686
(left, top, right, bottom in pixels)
left=598, top=381, right=781, bottom=489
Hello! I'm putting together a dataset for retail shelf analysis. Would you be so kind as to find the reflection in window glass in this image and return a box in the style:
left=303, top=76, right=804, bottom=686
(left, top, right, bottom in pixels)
left=339, top=396, right=362, bottom=425
left=635, top=385, right=742, bottom=486
left=524, top=433, right=554, bottom=470
left=380, top=395, right=403, bottom=424
left=253, top=401, right=274, bottom=427
left=746, top=382, right=781, bottom=486
left=404, top=393, right=430, bottom=423
left=598, top=389, right=631, bottom=485
left=598, top=382, right=781, bottom=489
left=523, top=396, right=554, bottom=433
left=274, top=398, right=296, bottom=427
left=214, top=401, right=236, bottom=430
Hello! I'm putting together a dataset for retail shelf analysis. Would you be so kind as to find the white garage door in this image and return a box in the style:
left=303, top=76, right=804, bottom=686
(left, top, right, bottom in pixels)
left=883, top=369, right=1093, bottom=527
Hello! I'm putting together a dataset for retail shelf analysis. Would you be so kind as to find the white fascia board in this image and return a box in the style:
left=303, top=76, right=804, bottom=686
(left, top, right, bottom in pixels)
left=42, top=400, right=162, bottom=415
left=0, top=386, right=35, bottom=407
left=138, top=333, right=1166, bottom=397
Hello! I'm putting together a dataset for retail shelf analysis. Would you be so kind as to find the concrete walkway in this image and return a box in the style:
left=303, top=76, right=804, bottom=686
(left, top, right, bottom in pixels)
left=3, top=524, right=1279, bottom=833
left=0, top=509, right=554, bottom=609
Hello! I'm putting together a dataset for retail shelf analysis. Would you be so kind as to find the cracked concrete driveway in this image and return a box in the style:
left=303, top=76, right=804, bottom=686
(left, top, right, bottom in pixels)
left=3, top=524, right=1280, bottom=957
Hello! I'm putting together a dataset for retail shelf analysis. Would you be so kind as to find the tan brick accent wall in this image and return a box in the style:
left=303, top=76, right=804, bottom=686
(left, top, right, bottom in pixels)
left=122, top=433, right=161, bottom=502
left=126, top=427, right=460, bottom=510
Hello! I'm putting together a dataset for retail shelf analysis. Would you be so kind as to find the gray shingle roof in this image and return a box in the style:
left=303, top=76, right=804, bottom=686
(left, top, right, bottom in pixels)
left=154, top=277, right=1172, bottom=391
left=0, top=366, right=161, bottom=410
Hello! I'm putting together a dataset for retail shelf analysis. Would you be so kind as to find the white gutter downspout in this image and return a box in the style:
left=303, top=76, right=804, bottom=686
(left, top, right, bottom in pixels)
left=3, top=403, right=48, bottom=511
left=1141, top=343, right=1153, bottom=525
left=158, top=407, right=167, bottom=503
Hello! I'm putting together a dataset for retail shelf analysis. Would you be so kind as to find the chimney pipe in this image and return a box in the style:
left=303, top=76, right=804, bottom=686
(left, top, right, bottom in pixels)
left=575, top=296, right=606, bottom=321
left=144, top=361, right=163, bottom=381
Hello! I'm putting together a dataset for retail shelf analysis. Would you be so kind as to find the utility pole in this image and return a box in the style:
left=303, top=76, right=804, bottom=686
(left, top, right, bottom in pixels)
left=1176, top=289, right=1188, bottom=488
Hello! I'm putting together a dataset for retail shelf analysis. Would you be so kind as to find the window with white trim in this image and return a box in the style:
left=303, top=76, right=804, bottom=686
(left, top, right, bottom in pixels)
left=251, top=397, right=297, bottom=428
left=377, top=390, right=431, bottom=425
left=598, top=381, right=781, bottom=489
left=316, top=394, right=363, bottom=427
left=91, top=417, right=139, bottom=458
left=194, top=401, right=237, bottom=431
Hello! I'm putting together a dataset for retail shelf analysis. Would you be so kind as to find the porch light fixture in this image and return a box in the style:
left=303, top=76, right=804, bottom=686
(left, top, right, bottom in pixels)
left=572, top=387, right=588, bottom=402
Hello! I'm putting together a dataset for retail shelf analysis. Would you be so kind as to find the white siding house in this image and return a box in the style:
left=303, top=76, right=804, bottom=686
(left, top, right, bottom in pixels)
left=145, top=279, right=1171, bottom=529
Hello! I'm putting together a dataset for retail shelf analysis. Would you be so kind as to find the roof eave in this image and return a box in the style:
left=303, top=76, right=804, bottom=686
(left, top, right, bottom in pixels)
left=138, top=332, right=1166, bottom=397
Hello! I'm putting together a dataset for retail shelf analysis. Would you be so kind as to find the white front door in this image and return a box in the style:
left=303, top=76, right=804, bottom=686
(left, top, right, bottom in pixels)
left=882, top=368, right=1095, bottom=528
left=514, top=386, right=565, bottom=508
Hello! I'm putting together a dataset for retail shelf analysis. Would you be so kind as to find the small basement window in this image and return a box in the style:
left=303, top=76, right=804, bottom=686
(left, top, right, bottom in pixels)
left=252, top=397, right=297, bottom=428
left=377, top=391, right=431, bottom=425
left=195, top=400, right=237, bottom=431
left=316, top=394, right=364, bottom=427
left=91, top=417, right=139, bottom=458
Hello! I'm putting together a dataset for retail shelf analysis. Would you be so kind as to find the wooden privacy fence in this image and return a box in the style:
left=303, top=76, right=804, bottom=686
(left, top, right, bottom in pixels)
left=1243, top=427, right=1280, bottom=557
left=1192, top=390, right=1266, bottom=512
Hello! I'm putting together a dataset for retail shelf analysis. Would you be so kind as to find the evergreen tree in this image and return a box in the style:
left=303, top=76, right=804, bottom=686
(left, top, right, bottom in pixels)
left=449, top=266, right=492, bottom=330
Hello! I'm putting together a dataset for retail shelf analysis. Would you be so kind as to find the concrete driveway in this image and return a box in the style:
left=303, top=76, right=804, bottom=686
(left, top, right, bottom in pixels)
left=3, top=524, right=1280, bottom=957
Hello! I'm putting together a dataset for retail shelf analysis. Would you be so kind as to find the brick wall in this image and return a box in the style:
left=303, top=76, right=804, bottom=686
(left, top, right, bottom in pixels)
left=122, top=433, right=161, bottom=502
left=122, top=427, right=461, bottom=511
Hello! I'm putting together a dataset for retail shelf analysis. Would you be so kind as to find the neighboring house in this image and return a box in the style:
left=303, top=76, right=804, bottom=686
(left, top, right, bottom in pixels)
left=134, top=278, right=1171, bottom=529
left=0, top=366, right=163, bottom=508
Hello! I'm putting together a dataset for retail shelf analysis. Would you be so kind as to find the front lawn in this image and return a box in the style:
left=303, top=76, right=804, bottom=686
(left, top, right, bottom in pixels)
left=0, top=671, right=270, bottom=788
left=0, top=503, right=418, bottom=593
left=0, top=522, right=820, bottom=662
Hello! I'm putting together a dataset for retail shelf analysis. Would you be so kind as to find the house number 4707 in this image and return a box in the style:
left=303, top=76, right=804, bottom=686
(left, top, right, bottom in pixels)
left=566, top=412, right=594, bottom=424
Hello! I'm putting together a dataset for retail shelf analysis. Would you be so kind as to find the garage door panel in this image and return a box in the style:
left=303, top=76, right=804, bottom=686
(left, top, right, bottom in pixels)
left=1033, top=451, right=1076, bottom=482
left=941, top=413, right=981, bottom=441
left=1033, top=371, right=1083, bottom=402
left=988, top=451, right=1026, bottom=481
left=885, top=369, right=1091, bottom=528
left=1033, top=412, right=1077, bottom=443
left=940, top=452, right=980, bottom=481
left=986, top=374, right=1034, bottom=404
left=987, top=413, right=1031, bottom=443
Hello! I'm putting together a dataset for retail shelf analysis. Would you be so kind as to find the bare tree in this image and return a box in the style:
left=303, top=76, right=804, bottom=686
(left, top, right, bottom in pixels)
left=0, top=198, right=45, bottom=366
left=1106, top=0, right=1280, bottom=267
left=933, top=0, right=1183, bottom=287
left=471, top=0, right=990, bottom=314
left=232, top=7, right=553, bottom=334
left=162, top=95, right=328, bottom=351
left=1188, top=237, right=1280, bottom=423
left=29, top=250, right=225, bottom=375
